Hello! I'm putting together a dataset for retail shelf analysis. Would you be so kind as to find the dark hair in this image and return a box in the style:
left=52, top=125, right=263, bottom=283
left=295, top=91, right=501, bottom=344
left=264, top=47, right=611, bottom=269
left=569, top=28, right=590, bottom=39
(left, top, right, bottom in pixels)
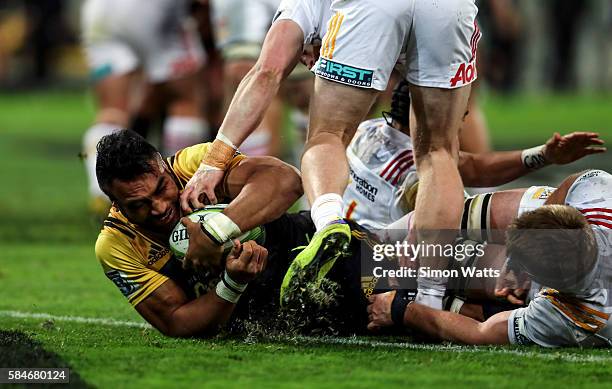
left=96, top=129, right=160, bottom=196
left=383, top=79, right=411, bottom=127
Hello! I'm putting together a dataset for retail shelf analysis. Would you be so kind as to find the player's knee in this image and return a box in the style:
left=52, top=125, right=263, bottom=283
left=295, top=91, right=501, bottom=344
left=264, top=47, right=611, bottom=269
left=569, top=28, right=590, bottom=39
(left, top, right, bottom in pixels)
left=95, top=108, right=130, bottom=127
left=272, top=161, right=304, bottom=199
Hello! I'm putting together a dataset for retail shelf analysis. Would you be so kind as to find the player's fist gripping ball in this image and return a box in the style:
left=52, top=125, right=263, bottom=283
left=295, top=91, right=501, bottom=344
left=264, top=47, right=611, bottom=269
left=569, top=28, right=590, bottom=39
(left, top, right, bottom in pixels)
left=169, top=205, right=266, bottom=259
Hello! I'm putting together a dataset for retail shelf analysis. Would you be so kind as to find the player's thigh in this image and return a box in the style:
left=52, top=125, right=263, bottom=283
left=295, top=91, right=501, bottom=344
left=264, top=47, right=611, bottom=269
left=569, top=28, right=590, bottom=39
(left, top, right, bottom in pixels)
left=409, top=84, right=471, bottom=155
left=308, top=77, right=377, bottom=145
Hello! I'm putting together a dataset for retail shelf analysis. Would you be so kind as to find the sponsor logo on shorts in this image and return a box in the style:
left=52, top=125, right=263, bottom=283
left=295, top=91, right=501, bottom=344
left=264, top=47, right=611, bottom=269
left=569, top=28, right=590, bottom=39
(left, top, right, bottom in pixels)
left=315, top=58, right=374, bottom=88
left=449, top=61, right=477, bottom=88
left=513, top=313, right=534, bottom=345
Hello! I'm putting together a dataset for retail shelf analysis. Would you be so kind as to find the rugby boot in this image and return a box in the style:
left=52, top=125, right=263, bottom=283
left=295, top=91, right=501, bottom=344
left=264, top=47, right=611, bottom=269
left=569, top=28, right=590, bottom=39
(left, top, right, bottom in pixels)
left=280, top=219, right=351, bottom=305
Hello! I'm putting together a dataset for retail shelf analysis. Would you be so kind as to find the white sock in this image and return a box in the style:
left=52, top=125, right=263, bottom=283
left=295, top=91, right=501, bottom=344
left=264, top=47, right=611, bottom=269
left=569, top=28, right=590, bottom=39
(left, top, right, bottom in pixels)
left=311, top=193, right=344, bottom=232
left=163, top=116, right=210, bottom=156
left=83, top=123, right=119, bottom=198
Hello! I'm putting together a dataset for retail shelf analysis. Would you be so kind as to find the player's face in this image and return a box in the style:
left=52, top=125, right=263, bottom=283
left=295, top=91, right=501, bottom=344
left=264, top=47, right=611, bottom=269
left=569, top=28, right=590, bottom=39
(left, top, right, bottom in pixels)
left=109, top=161, right=181, bottom=233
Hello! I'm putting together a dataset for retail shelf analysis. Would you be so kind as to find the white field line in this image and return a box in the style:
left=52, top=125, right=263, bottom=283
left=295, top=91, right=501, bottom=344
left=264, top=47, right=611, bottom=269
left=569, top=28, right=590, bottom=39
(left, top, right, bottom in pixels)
left=1, top=310, right=611, bottom=363
left=0, top=310, right=151, bottom=329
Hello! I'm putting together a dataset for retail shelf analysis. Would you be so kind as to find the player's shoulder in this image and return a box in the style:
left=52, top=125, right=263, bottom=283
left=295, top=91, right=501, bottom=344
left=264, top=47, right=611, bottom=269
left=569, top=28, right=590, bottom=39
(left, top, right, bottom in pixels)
left=95, top=210, right=140, bottom=267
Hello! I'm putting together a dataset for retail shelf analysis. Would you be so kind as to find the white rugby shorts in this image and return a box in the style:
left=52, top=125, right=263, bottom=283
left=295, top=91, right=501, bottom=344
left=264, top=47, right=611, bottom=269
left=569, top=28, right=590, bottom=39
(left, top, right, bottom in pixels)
left=81, top=0, right=204, bottom=83
left=314, top=0, right=481, bottom=90
left=211, top=0, right=281, bottom=60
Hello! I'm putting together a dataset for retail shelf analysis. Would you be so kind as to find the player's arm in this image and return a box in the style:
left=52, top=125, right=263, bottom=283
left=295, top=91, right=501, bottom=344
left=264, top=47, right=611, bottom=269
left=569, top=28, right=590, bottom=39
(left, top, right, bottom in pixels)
left=218, top=20, right=304, bottom=147
left=403, top=303, right=511, bottom=345
left=459, top=131, right=605, bottom=187
left=135, top=279, right=234, bottom=337
left=367, top=292, right=510, bottom=345
left=180, top=19, right=305, bottom=208
left=136, top=241, right=268, bottom=337
left=222, top=156, right=303, bottom=232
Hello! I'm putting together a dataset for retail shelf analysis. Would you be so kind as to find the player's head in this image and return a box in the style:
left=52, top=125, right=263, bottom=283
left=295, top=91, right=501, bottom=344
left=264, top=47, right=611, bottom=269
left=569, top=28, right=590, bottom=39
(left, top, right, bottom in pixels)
left=506, top=205, right=599, bottom=292
left=383, top=80, right=411, bottom=132
left=96, top=130, right=181, bottom=232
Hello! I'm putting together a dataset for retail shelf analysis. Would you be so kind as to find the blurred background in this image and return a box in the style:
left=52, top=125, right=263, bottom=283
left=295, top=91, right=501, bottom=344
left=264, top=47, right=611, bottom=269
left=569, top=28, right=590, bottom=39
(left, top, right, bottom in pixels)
left=0, top=0, right=610, bottom=241
left=0, top=2, right=610, bottom=380
left=1, top=0, right=612, bottom=91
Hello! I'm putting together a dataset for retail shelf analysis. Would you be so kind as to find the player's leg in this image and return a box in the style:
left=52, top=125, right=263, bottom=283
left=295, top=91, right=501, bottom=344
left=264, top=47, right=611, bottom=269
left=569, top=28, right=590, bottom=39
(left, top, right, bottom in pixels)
left=159, top=72, right=210, bottom=156
left=404, top=0, right=480, bottom=309
left=135, top=0, right=209, bottom=156
left=81, top=0, right=141, bottom=216
left=281, top=1, right=410, bottom=299
left=459, top=86, right=491, bottom=154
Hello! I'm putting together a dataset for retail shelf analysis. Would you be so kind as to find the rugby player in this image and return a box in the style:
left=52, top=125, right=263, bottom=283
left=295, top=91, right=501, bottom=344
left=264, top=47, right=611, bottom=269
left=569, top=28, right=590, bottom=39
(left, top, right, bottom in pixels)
left=368, top=170, right=612, bottom=347
left=81, top=0, right=209, bottom=216
left=344, top=80, right=606, bottom=230
left=94, top=130, right=371, bottom=337
left=181, top=0, right=485, bottom=310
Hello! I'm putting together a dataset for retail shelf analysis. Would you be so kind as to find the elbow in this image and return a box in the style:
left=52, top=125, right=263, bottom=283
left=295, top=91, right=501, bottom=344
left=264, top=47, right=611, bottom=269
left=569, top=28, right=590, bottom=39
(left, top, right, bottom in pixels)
left=253, top=60, right=285, bottom=87
left=271, top=162, right=304, bottom=210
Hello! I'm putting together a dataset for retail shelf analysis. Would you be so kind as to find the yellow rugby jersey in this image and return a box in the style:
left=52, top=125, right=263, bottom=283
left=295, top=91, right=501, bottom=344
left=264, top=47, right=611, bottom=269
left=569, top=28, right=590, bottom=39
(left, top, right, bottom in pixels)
left=95, top=143, right=245, bottom=306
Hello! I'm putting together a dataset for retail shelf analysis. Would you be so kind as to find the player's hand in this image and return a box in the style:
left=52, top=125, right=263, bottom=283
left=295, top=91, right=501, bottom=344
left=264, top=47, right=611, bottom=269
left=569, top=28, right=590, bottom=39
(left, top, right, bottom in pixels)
left=225, top=240, right=268, bottom=284
left=544, top=132, right=606, bottom=165
left=367, top=291, right=396, bottom=332
left=494, top=261, right=530, bottom=305
left=180, top=167, right=226, bottom=213
left=181, top=217, right=225, bottom=271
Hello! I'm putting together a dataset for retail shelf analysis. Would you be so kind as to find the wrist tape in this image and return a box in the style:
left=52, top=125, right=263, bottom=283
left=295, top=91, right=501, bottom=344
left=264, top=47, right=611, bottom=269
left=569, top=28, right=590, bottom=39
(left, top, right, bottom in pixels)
left=521, top=145, right=548, bottom=170
left=201, top=137, right=237, bottom=171
left=200, top=213, right=242, bottom=245
left=215, top=271, right=248, bottom=303
left=391, top=290, right=417, bottom=326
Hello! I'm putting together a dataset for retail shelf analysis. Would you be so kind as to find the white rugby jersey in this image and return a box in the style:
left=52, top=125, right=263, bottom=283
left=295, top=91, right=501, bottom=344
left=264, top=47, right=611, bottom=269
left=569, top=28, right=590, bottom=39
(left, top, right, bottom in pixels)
left=274, top=0, right=332, bottom=46
left=343, top=118, right=418, bottom=231
left=509, top=170, right=612, bottom=347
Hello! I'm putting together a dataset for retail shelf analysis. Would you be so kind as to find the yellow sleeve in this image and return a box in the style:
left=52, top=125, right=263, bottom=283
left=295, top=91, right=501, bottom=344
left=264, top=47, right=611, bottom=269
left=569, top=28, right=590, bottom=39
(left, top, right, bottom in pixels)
left=171, top=143, right=246, bottom=195
left=95, top=231, right=169, bottom=306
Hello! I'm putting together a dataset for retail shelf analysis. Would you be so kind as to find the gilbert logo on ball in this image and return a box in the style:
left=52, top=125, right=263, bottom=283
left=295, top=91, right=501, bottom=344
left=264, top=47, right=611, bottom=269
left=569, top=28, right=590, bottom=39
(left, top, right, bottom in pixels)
left=169, top=205, right=266, bottom=259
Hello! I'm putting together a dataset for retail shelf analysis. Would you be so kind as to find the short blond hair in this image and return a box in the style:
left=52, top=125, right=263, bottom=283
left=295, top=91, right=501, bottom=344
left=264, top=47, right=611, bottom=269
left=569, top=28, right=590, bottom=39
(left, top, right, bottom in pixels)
left=506, top=205, right=598, bottom=290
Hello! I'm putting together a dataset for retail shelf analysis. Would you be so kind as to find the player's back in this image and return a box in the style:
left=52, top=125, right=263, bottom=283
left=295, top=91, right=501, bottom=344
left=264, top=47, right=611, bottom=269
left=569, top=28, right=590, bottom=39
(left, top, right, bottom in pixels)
left=343, top=118, right=418, bottom=230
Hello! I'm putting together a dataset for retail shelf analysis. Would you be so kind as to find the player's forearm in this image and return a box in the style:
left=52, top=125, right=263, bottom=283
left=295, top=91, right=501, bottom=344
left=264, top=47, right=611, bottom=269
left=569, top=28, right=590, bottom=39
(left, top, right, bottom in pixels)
left=167, top=292, right=235, bottom=337
left=404, top=303, right=510, bottom=345
left=459, top=151, right=528, bottom=187
left=219, top=66, right=285, bottom=146
left=225, top=160, right=302, bottom=231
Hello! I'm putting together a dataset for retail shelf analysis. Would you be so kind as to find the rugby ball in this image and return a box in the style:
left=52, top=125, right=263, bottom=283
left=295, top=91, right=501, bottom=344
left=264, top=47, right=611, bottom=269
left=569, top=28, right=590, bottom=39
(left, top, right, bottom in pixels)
left=169, top=205, right=266, bottom=259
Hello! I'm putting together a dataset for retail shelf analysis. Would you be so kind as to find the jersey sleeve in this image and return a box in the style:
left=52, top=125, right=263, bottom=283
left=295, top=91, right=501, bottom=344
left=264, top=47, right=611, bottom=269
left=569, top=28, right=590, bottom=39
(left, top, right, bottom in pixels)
left=274, top=0, right=318, bottom=44
left=171, top=143, right=246, bottom=195
left=95, top=231, right=169, bottom=306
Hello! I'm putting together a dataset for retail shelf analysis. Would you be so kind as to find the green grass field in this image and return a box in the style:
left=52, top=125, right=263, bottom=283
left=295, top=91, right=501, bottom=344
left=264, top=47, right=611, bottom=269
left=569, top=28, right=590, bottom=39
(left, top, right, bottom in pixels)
left=1, top=90, right=611, bottom=388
